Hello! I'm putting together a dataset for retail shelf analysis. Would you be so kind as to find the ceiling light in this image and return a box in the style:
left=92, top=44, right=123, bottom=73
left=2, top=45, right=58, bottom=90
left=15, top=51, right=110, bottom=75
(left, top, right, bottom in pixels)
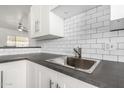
left=18, top=28, right=23, bottom=32
left=18, top=23, right=23, bottom=32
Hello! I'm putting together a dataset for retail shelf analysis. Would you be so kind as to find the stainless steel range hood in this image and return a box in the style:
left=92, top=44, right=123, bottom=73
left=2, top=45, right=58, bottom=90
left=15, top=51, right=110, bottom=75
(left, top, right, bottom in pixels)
left=51, top=5, right=99, bottom=19
left=111, top=18, right=124, bottom=31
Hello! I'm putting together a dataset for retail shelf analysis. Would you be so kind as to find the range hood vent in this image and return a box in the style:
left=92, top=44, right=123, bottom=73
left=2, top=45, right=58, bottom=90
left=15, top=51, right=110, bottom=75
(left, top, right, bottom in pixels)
left=51, top=5, right=99, bottom=19
left=110, top=18, right=124, bottom=31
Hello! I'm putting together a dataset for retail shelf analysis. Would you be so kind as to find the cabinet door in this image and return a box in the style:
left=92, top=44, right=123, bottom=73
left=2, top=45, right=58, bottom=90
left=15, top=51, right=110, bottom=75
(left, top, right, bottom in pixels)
left=0, top=61, right=27, bottom=88
left=30, top=5, right=64, bottom=40
left=30, top=5, right=49, bottom=38
left=37, top=65, right=58, bottom=88
left=3, top=68, right=26, bottom=88
left=40, top=5, right=49, bottom=36
left=26, top=61, right=40, bottom=88
left=46, top=67, right=58, bottom=88
left=37, top=66, right=49, bottom=88
left=30, top=5, right=42, bottom=38
left=34, top=64, right=51, bottom=88
left=57, top=72, right=97, bottom=88
left=0, top=70, right=2, bottom=88
left=49, top=12, right=64, bottom=37
left=27, top=61, right=55, bottom=88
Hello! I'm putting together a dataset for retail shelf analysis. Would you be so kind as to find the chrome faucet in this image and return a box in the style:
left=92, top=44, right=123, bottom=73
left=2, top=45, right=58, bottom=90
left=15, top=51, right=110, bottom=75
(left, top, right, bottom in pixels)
left=73, top=47, right=82, bottom=58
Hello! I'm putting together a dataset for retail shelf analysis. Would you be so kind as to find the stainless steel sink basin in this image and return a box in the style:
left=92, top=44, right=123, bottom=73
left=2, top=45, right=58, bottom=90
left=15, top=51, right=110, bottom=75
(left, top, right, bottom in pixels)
left=67, top=57, right=95, bottom=70
left=45, top=56, right=100, bottom=73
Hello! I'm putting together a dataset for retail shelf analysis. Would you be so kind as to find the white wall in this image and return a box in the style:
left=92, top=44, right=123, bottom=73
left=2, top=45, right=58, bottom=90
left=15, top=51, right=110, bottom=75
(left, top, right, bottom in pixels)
left=36, top=5, right=124, bottom=62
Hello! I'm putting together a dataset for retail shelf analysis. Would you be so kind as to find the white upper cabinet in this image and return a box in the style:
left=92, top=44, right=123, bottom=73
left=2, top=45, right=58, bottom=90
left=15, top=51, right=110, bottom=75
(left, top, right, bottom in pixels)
left=111, top=5, right=124, bottom=20
left=30, top=5, right=64, bottom=40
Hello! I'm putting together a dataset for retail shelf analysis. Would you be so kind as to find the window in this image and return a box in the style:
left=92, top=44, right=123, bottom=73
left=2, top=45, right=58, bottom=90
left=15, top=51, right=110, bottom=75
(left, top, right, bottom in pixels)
left=7, top=36, right=16, bottom=47
left=7, top=36, right=29, bottom=47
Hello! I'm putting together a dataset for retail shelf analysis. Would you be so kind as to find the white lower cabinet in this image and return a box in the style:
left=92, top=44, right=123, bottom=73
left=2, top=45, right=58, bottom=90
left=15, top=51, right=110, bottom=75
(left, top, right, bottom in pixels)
left=0, top=60, right=97, bottom=88
left=0, top=60, right=27, bottom=88
left=57, top=73, right=97, bottom=88
left=0, top=69, right=2, bottom=88
left=26, top=61, right=58, bottom=88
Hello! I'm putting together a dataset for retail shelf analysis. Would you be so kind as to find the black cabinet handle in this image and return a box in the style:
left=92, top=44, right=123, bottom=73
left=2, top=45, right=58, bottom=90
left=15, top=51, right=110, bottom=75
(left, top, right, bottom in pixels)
left=1, top=71, right=3, bottom=88
left=49, top=79, right=54, bottom=88
left=56, top=83, right=60, bottom=88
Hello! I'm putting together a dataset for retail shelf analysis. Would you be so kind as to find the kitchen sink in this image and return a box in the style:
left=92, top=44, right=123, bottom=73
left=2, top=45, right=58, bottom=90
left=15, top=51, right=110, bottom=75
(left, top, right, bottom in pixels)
left=45, top=56, right=100, bottom=73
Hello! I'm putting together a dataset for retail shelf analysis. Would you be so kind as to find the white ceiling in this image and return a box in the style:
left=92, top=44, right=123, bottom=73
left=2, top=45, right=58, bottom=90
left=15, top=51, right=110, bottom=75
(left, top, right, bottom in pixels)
left=0, top=5, right=100, bottom=30
left=52, top=5, right=100, bottom=19
left=0, top=5, right=31, bottom=30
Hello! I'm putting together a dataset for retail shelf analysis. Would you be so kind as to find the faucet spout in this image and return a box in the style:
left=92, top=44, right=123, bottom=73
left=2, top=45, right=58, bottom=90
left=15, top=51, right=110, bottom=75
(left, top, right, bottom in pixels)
left=73, top=47, right=82, bottom=58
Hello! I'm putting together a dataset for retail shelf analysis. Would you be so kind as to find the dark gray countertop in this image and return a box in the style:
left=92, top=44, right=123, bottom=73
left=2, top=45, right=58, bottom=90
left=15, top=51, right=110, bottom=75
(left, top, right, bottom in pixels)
left=0, top=53, right=123, bottom=88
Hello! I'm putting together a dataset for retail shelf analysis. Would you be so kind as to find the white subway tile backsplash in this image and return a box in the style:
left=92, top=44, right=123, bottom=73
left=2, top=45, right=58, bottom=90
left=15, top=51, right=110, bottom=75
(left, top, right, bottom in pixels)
left=103, top=55, right=118, bottom=61
left=83, top=34, right=91, bottom=40
left=91, top=33, right=103, bottom=39
left=103, top=8, right=110, bottom=15
left=86, top=18, right=96, bottom=24
left=103, top=20, right=110, bottom=26
left=97, top=49, right=110, bottom=55
left=87, top=29, right=97, bottom=34
left=90, top=54, right=103, bottom=59
left=91, top=44, right=103, bottom=49
left=97, top=38, right=110, bottom=43
left=85, top=15, right=91, bottom=20
left=38, top=5, right=124, bottom=62
left=97, top=26, right=110, bottom=33
left=119, top=43, right=124, bottom=49
left=82, top=53, right=91, bottom=58
left=86, top=8, right=97, bottom=15
left=78, top=40, right=86, bottom=44
left=118, top=56, right=124, bottom=62
left=83, top=49, right=97, bottom=54
left=110, top=50, right=124, bottom=56
left=86, top=39, right=97, bottom=44
left=85, top=25, right=91, bottom=30
left=91, top=22, right=103, bottom=28
left=97, top=5, right=110, bottom=11
left=119, top=30, right=124, bottom=36
left=110, top=37, right=118, bottom=43
left=103, top=31, right=118, bottom=38
left=97, top=15, right=110, bottom=22
left=111, top=37, right=124, bottom=43
left=91, top=11, right=104, bottom=18
left=81, top=44, right=90, bottom=48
